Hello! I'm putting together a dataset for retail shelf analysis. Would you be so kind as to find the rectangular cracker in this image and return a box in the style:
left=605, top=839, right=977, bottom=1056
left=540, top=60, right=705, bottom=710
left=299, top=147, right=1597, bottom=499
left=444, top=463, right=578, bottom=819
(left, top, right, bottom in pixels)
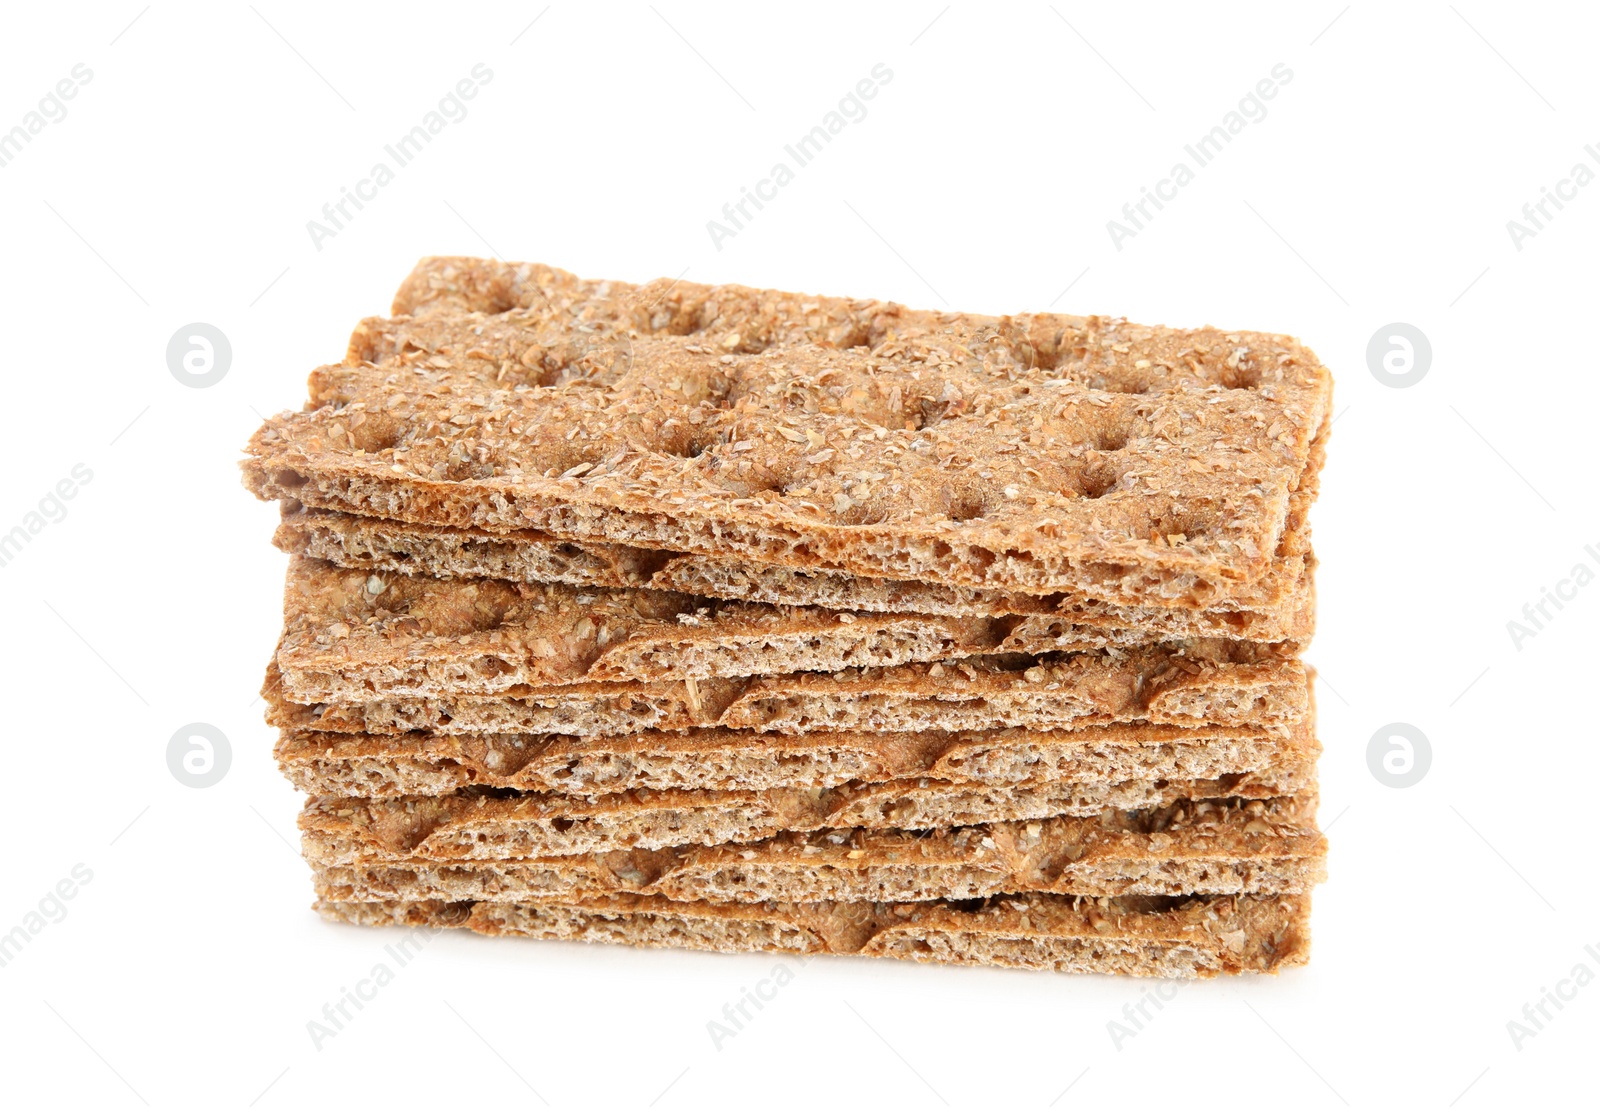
left=242, top=256, right=1331, bottom=594
left=276, top=715, right=1319, bottom=798
left=275, top=555, right=1310, bottom=704
left=262, top=643, right=1310, bottom=738
left=275, top=504, right=1316, bottom=642
left=308, top=794, right=1325, bottom=905
left=298, top=761, right=1316, bottom=862
left=316, top=889, right=1311, bottom=977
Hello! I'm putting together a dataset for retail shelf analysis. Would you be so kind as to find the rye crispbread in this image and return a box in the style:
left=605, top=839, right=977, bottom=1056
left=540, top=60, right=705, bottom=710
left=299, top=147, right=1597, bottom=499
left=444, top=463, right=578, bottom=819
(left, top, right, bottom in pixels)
left=275, top=554, right=1311, bottom=704
left=316, top=889, right=1310, bottom=977
left=263, top=641, right=1309, bottom=738
left=242, top=257, right=1331, bottom=594
left=275, top=504, right=1316, bottom=643
left=308, top=793, right=1324, bottom=905
left=276, top=713, right=1318, bottom=798
left=298, top=759, right=1315, bottom=862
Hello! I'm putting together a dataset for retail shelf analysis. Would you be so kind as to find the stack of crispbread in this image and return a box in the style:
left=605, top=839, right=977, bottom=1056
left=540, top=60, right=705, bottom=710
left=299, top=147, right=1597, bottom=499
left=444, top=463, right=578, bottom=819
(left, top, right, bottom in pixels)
left=242, top=257, right=1330, bottom=978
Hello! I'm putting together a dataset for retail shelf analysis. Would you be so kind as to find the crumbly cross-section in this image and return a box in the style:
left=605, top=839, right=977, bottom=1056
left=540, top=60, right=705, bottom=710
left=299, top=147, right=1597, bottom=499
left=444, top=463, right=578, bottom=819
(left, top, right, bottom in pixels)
left=308, top=794, right=1326, bottom=905
left=243, top=257, right=1331, bottom=594
left=275, top=556, right=1306, bottom=704
left=298, top=762, right=1315, bottom=863
left=317, top=889, right=1311, bottom=977
left=262, top=642, right=1309, bottom=738
left=276, top=712, right=1319, bottom=798
left=275, top=504, right=1316, bottom=642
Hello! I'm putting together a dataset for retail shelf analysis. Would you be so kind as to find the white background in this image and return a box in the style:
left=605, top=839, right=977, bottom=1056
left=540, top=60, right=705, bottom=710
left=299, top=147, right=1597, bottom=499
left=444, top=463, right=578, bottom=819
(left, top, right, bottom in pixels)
left=0, top=2, right=1595, bottom=1109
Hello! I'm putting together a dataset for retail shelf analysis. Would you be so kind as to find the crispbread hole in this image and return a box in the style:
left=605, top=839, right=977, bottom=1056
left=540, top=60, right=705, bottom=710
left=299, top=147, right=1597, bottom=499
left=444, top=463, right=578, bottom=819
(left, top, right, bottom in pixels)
left=939, top=482, right=997, bottom=523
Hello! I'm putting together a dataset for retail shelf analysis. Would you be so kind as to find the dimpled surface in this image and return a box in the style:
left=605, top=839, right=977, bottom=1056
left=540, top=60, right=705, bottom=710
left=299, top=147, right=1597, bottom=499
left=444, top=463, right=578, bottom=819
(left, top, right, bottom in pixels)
left=243, top=257, right=1331, bottom=593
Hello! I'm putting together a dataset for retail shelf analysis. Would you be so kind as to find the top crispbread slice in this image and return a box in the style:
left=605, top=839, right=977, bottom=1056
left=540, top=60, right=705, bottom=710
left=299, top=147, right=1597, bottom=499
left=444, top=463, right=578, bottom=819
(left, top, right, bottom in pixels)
left=242, top=257, right=1331, bottom=594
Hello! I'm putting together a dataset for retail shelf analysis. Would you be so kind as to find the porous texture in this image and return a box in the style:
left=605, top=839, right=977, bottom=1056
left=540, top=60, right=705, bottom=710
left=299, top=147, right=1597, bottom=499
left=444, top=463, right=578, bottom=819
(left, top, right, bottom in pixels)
left=276, top=715, right=1318, bottom=797
left=298, top=764, right=1315, bottom=862
left=263, top=643, right=1309, bottom=738
left=275, top=556, right=1304, bottom=704
left=242, top=257, right=1331, bottom=595
left=275, top=503, right=1316, bottom=641
left=309, top=794, right=1325, bottom=905
left=317, top=889, right=1311, bottom=977
left=253, top=256, right=1331, bottom=978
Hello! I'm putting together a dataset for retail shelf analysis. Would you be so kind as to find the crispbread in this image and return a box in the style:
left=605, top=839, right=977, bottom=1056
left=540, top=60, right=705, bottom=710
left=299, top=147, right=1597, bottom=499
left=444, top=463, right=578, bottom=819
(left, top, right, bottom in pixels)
left=316, top=889, right=1311, bottom=977
left=277, top=555, right=1003, bottom=701
left=263, top=643, right=1308, bottom=737
left=242, top=257, right=1331, bottom=594
left=299, top=761, right=1316, bottom=862
left=276, top=713, right=1318, bottom=798
left=275, top=504, right=1316, bottom=641
left=308, top=794, right=1325, bottom=904
left=275, top=555, right=1311, bottom=704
